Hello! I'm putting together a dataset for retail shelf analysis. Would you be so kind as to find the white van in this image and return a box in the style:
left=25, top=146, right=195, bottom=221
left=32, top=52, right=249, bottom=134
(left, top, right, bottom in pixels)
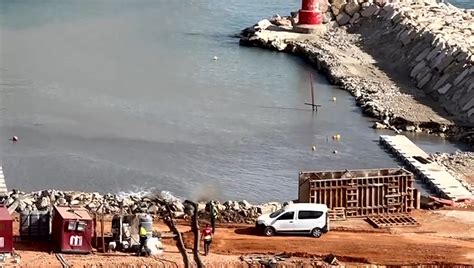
left=255, top=203, right=329, bottom=238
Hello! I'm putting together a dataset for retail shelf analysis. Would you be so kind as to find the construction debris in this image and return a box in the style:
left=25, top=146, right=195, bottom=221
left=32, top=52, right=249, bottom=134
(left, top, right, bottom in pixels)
left=323, top=254, right=338, bottom=265
left=240, top=254, right=290, bottom=267
left=367, top=214, right=419, bottom=228
left=421, top=196, right=474, bottom=209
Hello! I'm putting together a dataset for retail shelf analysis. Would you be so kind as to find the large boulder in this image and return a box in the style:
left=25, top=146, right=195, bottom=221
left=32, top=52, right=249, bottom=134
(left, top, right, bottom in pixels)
left=350, top=12, right=361, bottom=24
left=372, top=122, right=388, bottom=129
left=239, top=200, right=252, bottom=210
left=147, top=204, right=160, bottom=214
left=255, top=19, right=272, bottom=31
left=336, top=12, right=352, bottom=25
left=331, top=0, right=348, bottom=16
left=37, top=197, right=50, bottom=210
left=361, top=4, right=380, bottom=17
left=344, top=0, right=361, bottom=16
left=56, top=197, right=67, bottom=206
left=22, top=196, right=35, bottom=206
left=86, top=201, right=98, bottom=210
left=270, top=15, right=292, bottom=27
left=257, top=202, right=282, bottom=215
left=320, top=1, right=329, bottom=13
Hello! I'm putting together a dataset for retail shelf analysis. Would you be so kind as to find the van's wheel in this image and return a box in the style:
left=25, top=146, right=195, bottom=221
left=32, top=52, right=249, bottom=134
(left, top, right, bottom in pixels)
left=264, top=226, right=275, bottom=237
left=311, top=228, right=322, bottom=238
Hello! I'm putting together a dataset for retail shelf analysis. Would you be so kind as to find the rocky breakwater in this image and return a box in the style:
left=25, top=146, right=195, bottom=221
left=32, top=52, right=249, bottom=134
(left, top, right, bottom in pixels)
left=1, top=189, right=283, bottom=224
left=240, top=0, right=474, bottom=144
left=429, top=151, right=474, bottom=195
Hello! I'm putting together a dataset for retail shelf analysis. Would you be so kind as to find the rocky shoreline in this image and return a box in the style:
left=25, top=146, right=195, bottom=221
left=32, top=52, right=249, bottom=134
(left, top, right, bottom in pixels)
left=429, top=151, right=474, bottom=194
left=239, top=1, right=474, bottom=146
left=2, top=189, right=283, bottom=224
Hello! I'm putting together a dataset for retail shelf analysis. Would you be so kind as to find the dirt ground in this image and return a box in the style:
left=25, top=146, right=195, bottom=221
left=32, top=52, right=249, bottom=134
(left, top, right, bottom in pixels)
left=8, top=208, right=474, bottom=267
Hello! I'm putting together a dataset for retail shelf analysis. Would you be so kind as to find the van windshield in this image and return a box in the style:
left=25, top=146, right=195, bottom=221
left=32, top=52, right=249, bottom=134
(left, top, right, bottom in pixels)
left=269, top=208, right=285, bottom=218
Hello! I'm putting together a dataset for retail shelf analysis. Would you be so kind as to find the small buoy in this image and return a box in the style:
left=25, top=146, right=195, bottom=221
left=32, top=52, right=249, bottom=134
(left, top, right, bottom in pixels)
left=312, top=145, right=316, bottom=151
left=213, top=56, right=218, bottom=61
left=11, top=136, right=18, bottom=142
left=336, top=134, right=341, bottom=140
left=333, top=150, right=338, bottom=154
left=332, top=97, right=337, bottom=102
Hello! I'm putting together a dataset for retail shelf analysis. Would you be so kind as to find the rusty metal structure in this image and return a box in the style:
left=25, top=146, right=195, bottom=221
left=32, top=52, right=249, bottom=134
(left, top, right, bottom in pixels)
left=298, top=168, right=420, bottom=218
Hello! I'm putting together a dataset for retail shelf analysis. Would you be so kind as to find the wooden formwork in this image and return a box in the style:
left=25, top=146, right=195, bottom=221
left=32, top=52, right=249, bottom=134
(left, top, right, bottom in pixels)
left=298, top=168, right=419, bottom=218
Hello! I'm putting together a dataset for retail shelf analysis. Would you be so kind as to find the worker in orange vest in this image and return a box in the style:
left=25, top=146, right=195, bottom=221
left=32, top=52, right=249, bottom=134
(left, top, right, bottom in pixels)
left=201, top=224, right=213, bottom=256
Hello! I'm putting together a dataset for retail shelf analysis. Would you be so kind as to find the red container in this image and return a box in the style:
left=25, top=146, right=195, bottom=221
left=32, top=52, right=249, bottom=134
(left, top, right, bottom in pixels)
left=302, top=0, right=318, bottom=10
left=52, top=206, right=93, bottom=254
left=299, top=10, right=323, bottom=24
left=0, top=207, right=13, bottom=253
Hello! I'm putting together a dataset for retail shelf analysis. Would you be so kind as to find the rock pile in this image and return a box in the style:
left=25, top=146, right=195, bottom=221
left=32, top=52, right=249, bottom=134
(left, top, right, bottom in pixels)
left=199, top=201, right=283, bottom=224
left=429, top=151, right=474, bottom=194
left=1, top=189, right=283, bottom=223
left=239, top=0, right=474, bottom=144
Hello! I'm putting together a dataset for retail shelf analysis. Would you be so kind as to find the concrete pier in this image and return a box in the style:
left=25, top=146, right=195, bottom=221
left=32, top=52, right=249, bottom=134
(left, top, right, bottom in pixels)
left=379, top=135, right=472, bottom=201
left=0, top=166, right=7, bottom=195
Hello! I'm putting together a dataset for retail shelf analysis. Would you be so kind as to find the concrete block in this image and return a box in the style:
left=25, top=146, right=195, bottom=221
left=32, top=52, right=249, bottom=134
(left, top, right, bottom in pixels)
left=410, top=60, right=427, bottom=78
left=455, top=51, right=469, bottom=62
left=396, top=28, right=408, bottom=41
left=350, top=12, right=361, bottom=24
left=417, top=72, right=432, bottom=88
left=415, top=47, right=431, bottom=62
left=453, top=68, right=470, bottom=86
left=425, top=46, right=442, bottom=61
left=462, top=98, right=474, bottom=112
left=400, top=30, right=415, bottom=46
left=345, top=0, right=361, bottom=16
left=437, top=83, right=452, bottom=94
left=336, top=12, right=352, bottom=25
left=409, top=41, right=430, bottom=58
left=332, top=0, right=348, bottom=16
left=361, top=4, right=380, bottom=17
left=429, top=50, right=448, bottom=69
left=433, top=73, right=451, bottom=90
left=415, top=66, right=431, bottom=81
left=435, top=54, right=455, bottom=73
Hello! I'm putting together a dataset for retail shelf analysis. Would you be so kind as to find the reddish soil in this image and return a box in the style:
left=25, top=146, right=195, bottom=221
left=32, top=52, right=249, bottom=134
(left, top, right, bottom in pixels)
left=8, top=209, right=474, bottom=267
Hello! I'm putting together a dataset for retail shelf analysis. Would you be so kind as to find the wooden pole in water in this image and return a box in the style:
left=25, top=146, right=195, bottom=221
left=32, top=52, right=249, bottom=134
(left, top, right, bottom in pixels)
left=304, top=73, right=321, bottom=111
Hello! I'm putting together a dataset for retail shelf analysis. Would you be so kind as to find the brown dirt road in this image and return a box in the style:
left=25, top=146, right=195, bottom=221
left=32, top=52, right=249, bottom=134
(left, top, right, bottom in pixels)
left=203, top=227, right=474, bottom=265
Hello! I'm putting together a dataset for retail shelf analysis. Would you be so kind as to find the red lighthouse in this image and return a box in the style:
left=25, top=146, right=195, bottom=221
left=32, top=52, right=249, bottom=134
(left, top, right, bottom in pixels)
left=298, top=0, right=322, bottom=25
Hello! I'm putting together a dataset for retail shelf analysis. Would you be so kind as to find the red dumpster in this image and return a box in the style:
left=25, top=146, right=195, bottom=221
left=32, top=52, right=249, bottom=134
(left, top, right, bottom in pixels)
left=52, top=206, right=93, bottom=253
left=0, top=207, right=13, bottom=253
